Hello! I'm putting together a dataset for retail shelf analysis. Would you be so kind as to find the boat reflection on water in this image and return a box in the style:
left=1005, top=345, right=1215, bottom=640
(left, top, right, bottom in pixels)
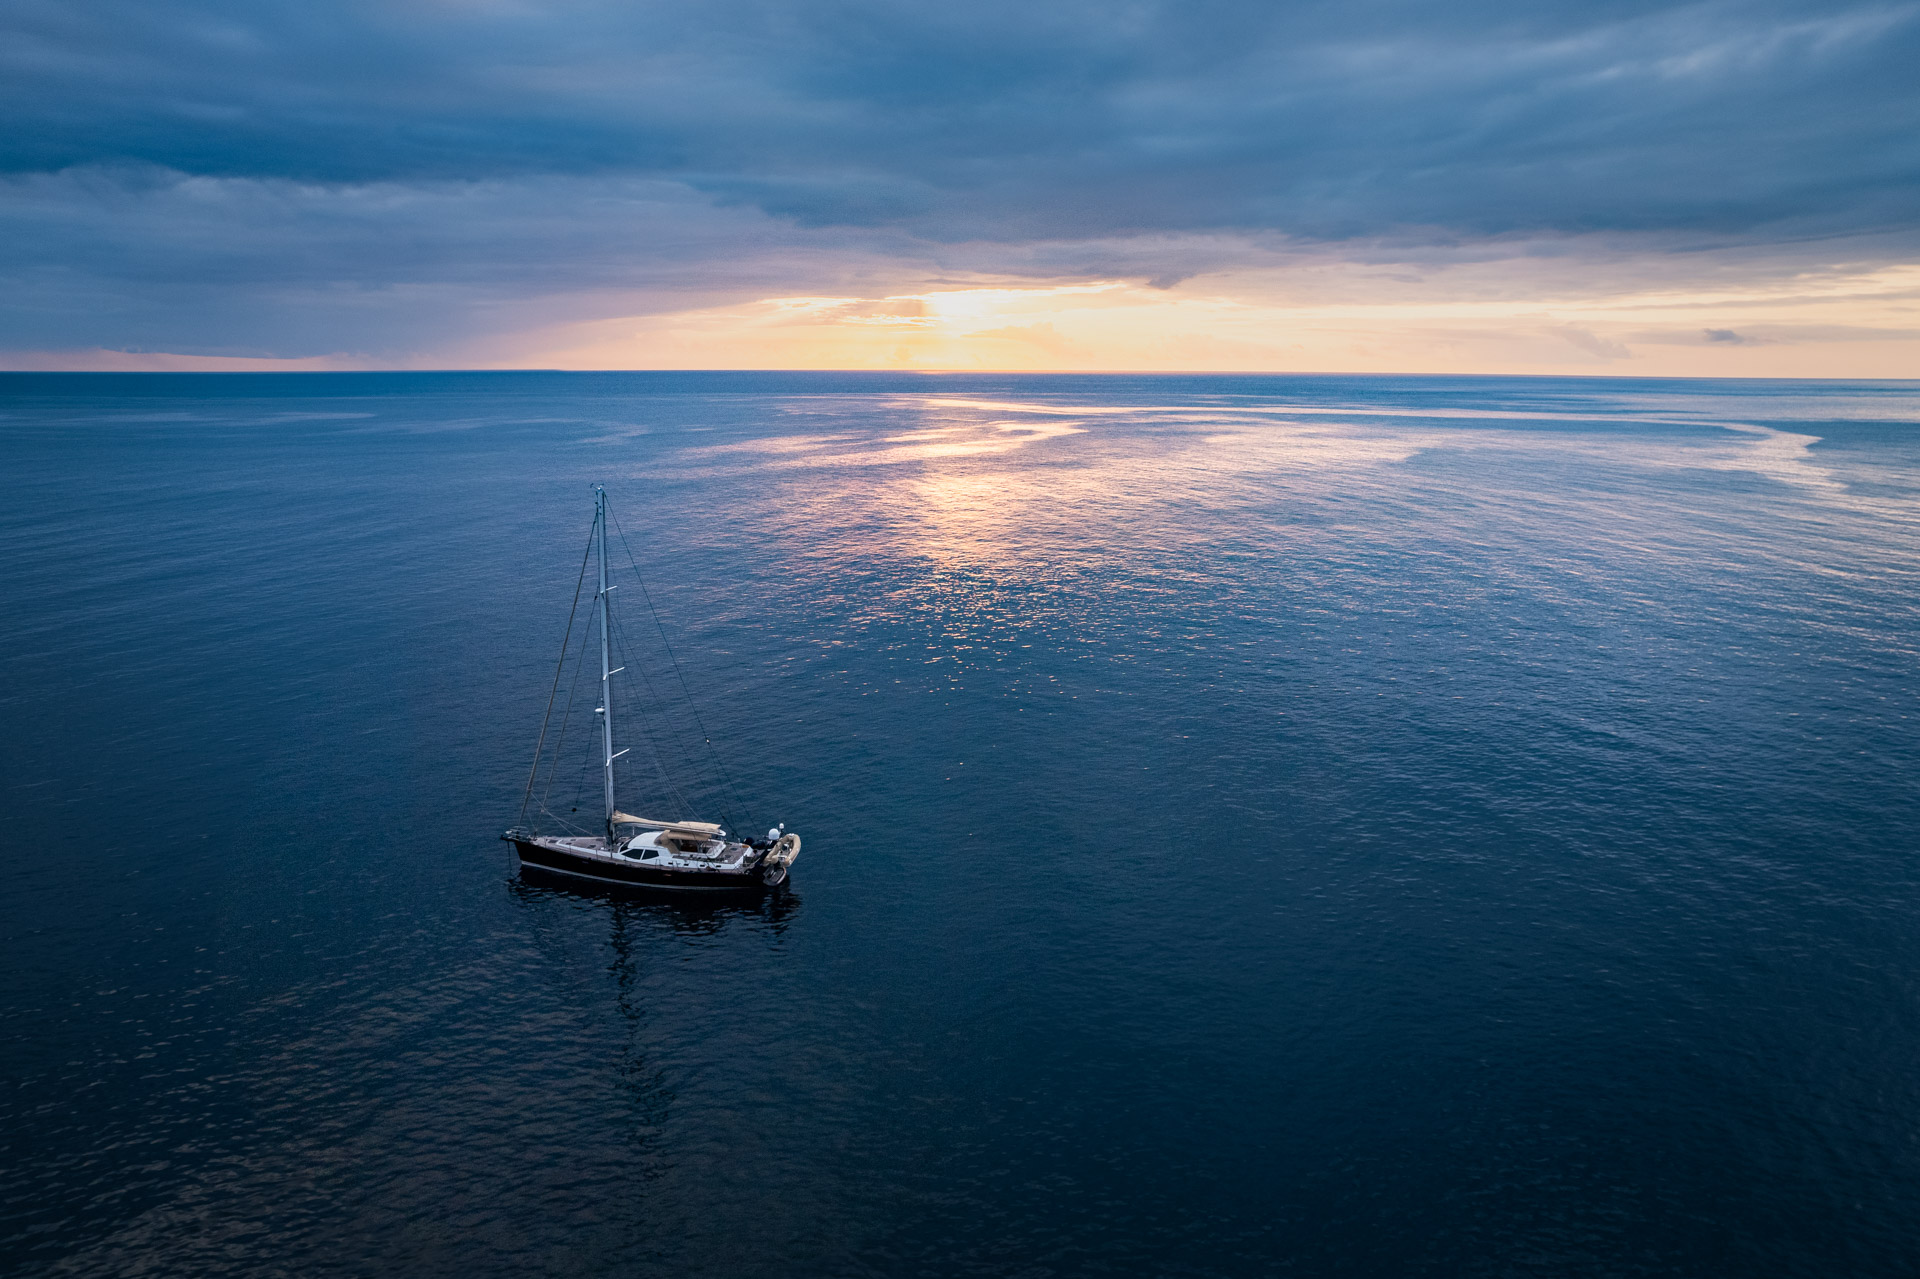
left=506, top=864, right=802, bottom=936
left=503, top=872, right=801, bottom=1144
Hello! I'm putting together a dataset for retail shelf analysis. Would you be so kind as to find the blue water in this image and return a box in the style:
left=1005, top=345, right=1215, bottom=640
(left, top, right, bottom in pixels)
left=4, top=371, right=1919, bottom=1277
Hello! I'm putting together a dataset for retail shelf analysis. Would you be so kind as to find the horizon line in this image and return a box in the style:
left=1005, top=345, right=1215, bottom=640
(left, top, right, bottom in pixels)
left=3, top=367, right=1915, bottom=384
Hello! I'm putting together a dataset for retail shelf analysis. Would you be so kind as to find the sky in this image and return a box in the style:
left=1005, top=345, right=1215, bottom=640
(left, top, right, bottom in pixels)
left=2, top=0, right=1917, bottom=375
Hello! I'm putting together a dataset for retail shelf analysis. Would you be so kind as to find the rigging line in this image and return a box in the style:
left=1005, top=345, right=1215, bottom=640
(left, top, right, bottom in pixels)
left=608, top=599, right=699, bottom=822
left=543, top=599, right=595, bottom=806
left=541, top=643, right=589, bottom=822
left=562, top=574, right=604, bottom=826
left=608, top=611, right=679, bottom=818
left=520, top=521, right=596, bottom=825
left=570, top=730, right=598, bottom=825
left=541, top=601, right=597, bottom=818
left=534, top=801, right=588, bottom=836
left=605, top=505, right=734, bottom=826
left=608, top=504, right=752, bottom=830
left=609, top=573, right=727, bottom=829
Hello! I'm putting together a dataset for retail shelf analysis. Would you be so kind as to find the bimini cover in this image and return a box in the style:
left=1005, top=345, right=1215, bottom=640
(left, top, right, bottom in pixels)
left=610, top=812, right=724, bottom=836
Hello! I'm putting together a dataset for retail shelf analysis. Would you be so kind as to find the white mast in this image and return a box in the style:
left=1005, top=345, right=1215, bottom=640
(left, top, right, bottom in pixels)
left=596, top=486, right=619, bottom=840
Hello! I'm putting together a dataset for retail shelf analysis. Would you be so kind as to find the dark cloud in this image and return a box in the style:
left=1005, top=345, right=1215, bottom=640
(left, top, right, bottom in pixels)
left=4, top=0, right=1916, bottom=240
left=0, top=167, right=939, bottom=351
left=0, top=0, right=1915, bottom=356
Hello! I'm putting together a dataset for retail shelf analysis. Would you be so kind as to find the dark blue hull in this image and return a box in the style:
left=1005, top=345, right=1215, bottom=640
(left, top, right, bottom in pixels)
left=511, top=838, right=780, bottom=892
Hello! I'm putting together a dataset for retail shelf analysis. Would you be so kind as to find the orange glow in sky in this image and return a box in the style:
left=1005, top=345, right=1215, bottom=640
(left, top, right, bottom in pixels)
left=509, top=259, right=1920, bottom=378
left=19, top=259, right=1917, bottom=378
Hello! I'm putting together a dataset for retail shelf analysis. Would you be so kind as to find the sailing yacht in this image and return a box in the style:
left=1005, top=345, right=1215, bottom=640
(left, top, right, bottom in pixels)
left=502, top=487, right=801, bottom=891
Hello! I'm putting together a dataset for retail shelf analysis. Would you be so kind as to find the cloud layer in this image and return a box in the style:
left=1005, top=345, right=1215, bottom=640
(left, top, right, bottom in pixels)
left=2, top=0, right=1916, bottom=367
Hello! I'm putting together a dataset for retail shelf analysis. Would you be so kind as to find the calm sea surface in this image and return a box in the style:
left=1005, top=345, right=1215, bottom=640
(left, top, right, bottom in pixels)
left=4, top=371, right=1919, bottom=1277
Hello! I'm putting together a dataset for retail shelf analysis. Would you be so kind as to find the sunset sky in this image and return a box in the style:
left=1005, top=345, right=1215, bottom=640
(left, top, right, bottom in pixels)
left=4, top=0, right=1916, bottom=375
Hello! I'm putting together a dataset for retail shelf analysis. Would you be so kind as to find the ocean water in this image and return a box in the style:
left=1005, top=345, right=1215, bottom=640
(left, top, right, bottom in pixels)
left=3, top=370, right=1919, bottom=1277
